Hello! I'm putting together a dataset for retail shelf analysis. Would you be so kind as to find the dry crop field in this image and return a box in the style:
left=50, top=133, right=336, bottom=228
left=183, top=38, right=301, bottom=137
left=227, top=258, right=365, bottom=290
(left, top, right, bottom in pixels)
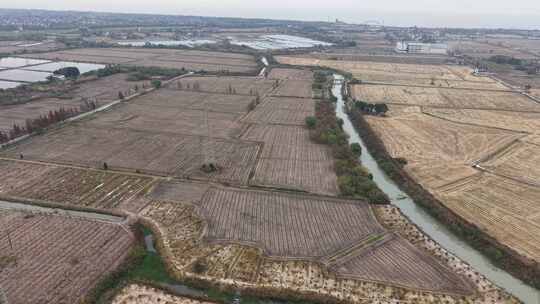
left=0, top=159, right=155, bottom=209
left=364, top=113, right=520, bottom=166
left=423, top=108, right=540, bottom=133
left=172, top=76, right=275, bottom=96
left=1, top=126, right=260, bottom=185
left=241, top=124, right=339, bottom=195
left=480, top=140, right=540, bottom=185
left=0, top=40, right=65, bottom=55
left=0, top=73, right=146, bottom=132
left=436, top=173, right=540, bottom=261
left=352, top=84, right=540, bottom=111
left=349, top=56, right=540, bottom=268
left=242, top=96, right=315, bottom=125
left=140, top=189, right=480, bottom=299
left=0, top=209, right=134, bottom=304
left=270, top=79, right=313, bottom=98
left=21, top=48, right=259, bottom=73
left=267, top=68, right=313, bottom=81
left=198, top=187, right=385, bottom=259
left=276, top=56, right=507, bottom=89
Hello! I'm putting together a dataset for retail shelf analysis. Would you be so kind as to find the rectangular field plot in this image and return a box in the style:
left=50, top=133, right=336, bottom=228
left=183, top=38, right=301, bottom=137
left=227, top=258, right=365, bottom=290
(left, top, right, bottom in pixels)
left=0, top=160, right=154, bottom=209
left=267, top=68, right=313, bottom=81
left=197, top=187, right=384, bottom=260
left=437, top=173, right=540, bottom=261
left=22, top=48, right=258, bottom=73
left=241, top=124, right=339, bottom=195
left=352, top=84, right=540, bottom=110
left=364, top=114, right=521, bottom=166
left=271, top=79, right=313, bottom=98
left=0, top=209, right=134, bottom=304
left=276, top=56, right=506, bottom=89
left=1, top=126, right=260, bottom=185
left=242, top=96, right=315, bottom=125
left=480, top=140, right=540, bottom=185
left=0, top=98, right=79, bottom=132
left=332, top=233, right=473, bottom=295
left=423, top=108, right=540, bottom=133
left=172, top=76, right=275, bottom=96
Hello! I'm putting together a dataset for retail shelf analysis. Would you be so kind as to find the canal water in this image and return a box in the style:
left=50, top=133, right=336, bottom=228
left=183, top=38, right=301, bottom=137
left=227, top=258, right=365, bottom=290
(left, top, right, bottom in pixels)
left=332, top=74, right=539, bottom=303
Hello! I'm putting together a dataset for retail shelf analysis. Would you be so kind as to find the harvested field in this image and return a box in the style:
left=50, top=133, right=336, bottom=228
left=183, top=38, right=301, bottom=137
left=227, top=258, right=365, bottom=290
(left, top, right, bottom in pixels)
left=0, top=209, right=134, bottom=304
left=352, top=84, right=540, bottom=111
left=271, top=79, right=313, bottom=98
left=448, top=40, right=536, bottom=59
left=364, top=113, right=521, bottom=165
left=242, top=96, right=315, bottom=125
left=92, top=87, right=258, bottom=135
left=0, top=98, right=80, bottom=132
left=437, top=173, right=540, bottom=261
left=332, top=233, right=472, bottom=294
left=423, top=108, right=540, bottom=133
left=267, top=68, right=313, bottom=81
left=197, top=187, right=384, bottom=260
left=21, top=48, right=259, bottom=73
left=172, top=76, right=275, bottom=96
left=480, top=140, right=540, bottom=185
left=241, top=124, right=338, bottom=195
left=1, top=126, right=260, bottom=185
left=277, top=56, right=507, bottom=89
left=142, top=197, right=484, bottom=300
left=0, top=73, right=146, bottom=132
left=112, top=284, right=213, bottom=304
left=0, top=159, right=154, bottom=209
left=147, top=180, right=210, bottom=204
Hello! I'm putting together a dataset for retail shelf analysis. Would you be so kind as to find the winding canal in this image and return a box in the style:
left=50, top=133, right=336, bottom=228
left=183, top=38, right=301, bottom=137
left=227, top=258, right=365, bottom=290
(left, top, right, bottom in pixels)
left=332, top=74, right=539, bottom=303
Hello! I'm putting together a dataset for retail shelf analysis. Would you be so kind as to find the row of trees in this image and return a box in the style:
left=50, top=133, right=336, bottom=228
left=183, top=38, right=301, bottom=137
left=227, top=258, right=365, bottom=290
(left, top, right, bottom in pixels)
left=0, top=107, right=80, bottom=144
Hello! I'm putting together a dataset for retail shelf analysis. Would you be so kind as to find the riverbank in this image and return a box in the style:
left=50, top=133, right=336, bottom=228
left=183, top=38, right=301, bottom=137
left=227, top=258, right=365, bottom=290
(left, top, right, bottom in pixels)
left=333, top=74, right=540, bottom=302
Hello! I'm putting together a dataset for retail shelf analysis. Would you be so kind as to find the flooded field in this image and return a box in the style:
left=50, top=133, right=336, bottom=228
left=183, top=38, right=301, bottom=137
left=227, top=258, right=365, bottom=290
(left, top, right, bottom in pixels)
left=230, top=34, right=332, bottom=50
left=0, top=69, right=52, bottom=82
left=25, top=61, right=106, bottom=74
left=0, top=57, right=50, bottom=68
left=0, top=80, right=22, bottom=89
left=0, top=57, right=106, bottom=87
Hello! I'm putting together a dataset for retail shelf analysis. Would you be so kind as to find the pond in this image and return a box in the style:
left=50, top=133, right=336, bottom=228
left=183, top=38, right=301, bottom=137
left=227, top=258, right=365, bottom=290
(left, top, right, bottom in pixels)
left=0, top=57, right=50, bottom=68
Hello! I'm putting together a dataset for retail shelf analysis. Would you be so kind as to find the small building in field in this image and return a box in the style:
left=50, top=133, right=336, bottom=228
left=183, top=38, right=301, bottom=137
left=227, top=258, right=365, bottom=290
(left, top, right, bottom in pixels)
left=396, top=41, right=448, bottom=55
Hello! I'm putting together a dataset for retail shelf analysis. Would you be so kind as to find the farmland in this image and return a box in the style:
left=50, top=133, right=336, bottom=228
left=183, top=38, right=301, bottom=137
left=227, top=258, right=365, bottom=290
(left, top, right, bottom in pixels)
left=0, top=73, right=147, bottom=132
left=276, top=56, right=508, bottom=89
left=241, top=124, right=339, bottom=195
left=0, top=208, right=134, bottom=304
left=0, top=160, right=155, bottom=209
left=20, top=48, right=259, bottom=73
left=0, top=59, right=518, bottom=303
left=352, top=84, right=540, bottom=111
left=198, top=187, right=384, bottom=259
left=339, top=53, right=540, bottom=280
left=140, top=191, right=481, bottom=299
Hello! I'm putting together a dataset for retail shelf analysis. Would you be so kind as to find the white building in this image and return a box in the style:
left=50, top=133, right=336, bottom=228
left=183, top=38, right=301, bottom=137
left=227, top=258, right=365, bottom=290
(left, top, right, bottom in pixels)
left=395, top=42, right=448, bottom=55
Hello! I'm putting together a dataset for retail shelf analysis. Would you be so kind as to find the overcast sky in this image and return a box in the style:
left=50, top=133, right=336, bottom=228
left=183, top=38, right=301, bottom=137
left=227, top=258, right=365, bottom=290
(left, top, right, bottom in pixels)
left=3, top=0, right=540, bottom=29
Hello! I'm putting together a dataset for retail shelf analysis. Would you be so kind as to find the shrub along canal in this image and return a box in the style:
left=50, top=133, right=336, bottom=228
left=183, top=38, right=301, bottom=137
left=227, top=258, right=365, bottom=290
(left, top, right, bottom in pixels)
left=332, top=73, right=539, bottom=303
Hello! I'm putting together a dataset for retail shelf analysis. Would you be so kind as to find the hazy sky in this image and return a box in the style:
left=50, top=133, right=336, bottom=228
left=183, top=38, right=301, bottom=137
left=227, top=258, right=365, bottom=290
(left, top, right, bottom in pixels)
left=3, top=0, right=540, bottom=29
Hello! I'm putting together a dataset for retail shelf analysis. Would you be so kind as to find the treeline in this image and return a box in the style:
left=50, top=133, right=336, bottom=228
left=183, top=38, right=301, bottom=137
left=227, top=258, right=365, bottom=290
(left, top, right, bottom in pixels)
left=485, top=55, right=539, bottom=75
left=306, top=72, right=388, bottom=204
left=0, top=107, right=80, bottom=144
left=347, top=105, right=540, bottom=289
left=86, top=65, right=188, bottom=80
left=352, top=100, right=389, bottom=116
